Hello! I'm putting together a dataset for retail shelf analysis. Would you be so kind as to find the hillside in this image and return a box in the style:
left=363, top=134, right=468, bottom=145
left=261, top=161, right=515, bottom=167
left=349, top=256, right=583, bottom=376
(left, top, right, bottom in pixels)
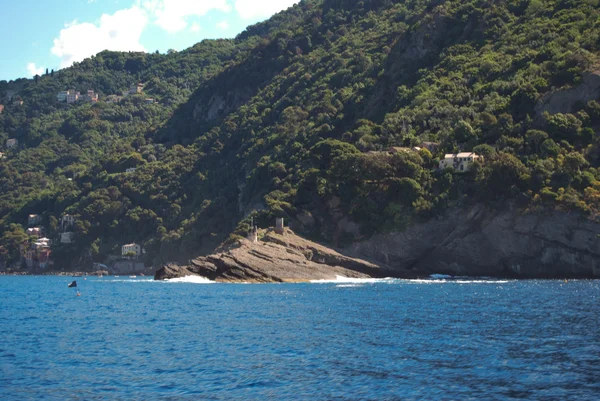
left=1, top=0, right=600, bottom=272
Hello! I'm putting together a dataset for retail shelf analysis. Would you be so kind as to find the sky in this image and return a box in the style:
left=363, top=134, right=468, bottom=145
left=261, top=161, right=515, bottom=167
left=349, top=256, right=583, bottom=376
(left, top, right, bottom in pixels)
left=0, top=0, right=299, bottom=81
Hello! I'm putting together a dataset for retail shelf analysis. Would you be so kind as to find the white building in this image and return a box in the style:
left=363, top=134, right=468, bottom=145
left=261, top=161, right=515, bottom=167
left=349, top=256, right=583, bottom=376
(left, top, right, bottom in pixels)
left=60, top=232, right=75, bottom=244
left=126, top=168, right=136, bottom=173
left=27, top=227, right=42, bottom=238
left=32, top=238, right=51, bottom=250
left=439, top=152, right=482, bottom=172
left=122, top=243, right=142, bottom=258
left=61, top=214, right=76, bottom=231
left=6, top=138, right=18, bottom=149
left=67, top=91, right=80, bottom=104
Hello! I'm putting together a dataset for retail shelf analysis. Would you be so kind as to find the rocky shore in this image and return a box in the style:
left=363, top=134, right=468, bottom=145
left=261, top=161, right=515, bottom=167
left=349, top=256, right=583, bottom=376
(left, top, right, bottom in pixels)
left=155, top=228, right=409, bottom=282
left=155, top=205, right=600, bottom=283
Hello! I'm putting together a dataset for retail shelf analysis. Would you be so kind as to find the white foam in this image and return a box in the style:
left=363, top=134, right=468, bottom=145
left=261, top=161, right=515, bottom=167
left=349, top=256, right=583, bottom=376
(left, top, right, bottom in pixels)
left=310, top=275, right=394, bottom=284
left=402, top=279, right=511, bottom=284
left=165, top=276, right=215, bottom=284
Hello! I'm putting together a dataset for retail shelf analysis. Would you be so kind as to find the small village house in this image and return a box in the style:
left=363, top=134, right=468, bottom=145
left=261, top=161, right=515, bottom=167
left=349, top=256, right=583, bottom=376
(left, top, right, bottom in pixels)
left=67, top=91, right=80, bottom=104
left=439, top=152, right=482, bottom=172
left=80, top=90, right=99, bottom=103
left=57, top=91, right=68, bottom=102
left=60, top=232, right=75, bottom=244
left=122, top=243, right=142, bottom=258
left=32, top=238, right=51, bottom=250
left=14, top=99, right=23, bottom=106
left=144, top=98, right=155, bottom=104
left=37, top=248, right=51, bottom=269
left=0, top=104, right=4, bottom=113
left=126, top=168, right=136, bottom=173
left=61, top=214, right=76, bottom=231
left=28, top=214, right=42, bottom=226
left=0, top=152, right=5, bottom=159
left=129, top=83, right=144, bottom=95
left=6, top=138, right=18, bottom=149
left=26, top=227, right=42, bottom=238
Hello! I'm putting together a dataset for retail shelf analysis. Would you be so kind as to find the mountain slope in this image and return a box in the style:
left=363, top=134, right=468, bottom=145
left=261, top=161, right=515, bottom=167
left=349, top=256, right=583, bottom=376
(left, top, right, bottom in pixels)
left=2, top=0, right=600, bottom=271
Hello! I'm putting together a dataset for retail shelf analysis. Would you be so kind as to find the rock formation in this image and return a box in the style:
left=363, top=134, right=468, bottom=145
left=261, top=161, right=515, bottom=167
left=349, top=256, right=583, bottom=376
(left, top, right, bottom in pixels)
left=350, top=205, right=600, bottom=278
left=155, top=228, right=403, bottom=282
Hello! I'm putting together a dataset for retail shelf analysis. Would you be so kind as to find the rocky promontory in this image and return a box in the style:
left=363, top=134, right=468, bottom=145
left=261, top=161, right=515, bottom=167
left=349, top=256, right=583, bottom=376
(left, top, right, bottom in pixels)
left=155, top=228, right=405, bottom=282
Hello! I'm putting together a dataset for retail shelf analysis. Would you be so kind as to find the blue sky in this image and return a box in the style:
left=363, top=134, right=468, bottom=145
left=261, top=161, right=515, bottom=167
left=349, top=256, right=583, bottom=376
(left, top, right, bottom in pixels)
left=0, top=0, right=299, bottom=81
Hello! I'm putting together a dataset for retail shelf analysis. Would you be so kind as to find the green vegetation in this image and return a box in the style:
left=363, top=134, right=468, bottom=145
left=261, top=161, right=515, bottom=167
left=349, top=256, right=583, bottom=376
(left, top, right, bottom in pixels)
left=1, top=0, right=600, bottom=270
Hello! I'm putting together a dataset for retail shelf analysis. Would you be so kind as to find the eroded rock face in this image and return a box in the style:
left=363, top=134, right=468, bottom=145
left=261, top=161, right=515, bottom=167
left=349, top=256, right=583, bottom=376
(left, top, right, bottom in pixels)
left=535, top=72, right=600, bottom=115
left=349, top=205, right=600, bottom=278
left=155, top=228, right=403, bottom=282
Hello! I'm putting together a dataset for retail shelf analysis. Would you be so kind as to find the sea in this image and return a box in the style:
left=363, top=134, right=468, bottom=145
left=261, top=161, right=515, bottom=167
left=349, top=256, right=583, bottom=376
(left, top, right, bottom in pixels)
left=1, top=276, right=599, bottom=400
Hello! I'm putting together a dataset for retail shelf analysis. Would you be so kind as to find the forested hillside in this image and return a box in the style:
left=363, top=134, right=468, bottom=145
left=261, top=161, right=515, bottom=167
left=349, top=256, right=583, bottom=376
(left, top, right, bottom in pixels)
left=2, top=0, right=600, bottom=270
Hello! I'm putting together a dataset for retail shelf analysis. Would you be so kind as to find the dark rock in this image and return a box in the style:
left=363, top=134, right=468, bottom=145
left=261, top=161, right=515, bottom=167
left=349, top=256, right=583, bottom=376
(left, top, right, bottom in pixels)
left=350, top=205, right=600, bottom=279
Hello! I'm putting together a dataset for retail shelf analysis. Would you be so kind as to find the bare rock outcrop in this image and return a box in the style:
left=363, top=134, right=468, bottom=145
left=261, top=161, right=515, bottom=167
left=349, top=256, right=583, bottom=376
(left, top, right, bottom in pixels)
left=349, top=205, right=600, bottom=278
left=155, top=228, right=402, bottom=282
left=535, top=72, right=600, bottom=115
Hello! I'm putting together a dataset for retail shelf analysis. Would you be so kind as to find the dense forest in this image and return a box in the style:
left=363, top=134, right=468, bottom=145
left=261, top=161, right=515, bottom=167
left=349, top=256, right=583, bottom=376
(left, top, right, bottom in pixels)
left=1, top=0, right=600, bottom=270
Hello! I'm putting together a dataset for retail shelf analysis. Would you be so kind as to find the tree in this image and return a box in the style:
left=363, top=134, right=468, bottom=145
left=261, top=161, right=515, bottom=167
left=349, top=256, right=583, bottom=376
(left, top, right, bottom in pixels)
left=1, top=224, right=27, bottom=264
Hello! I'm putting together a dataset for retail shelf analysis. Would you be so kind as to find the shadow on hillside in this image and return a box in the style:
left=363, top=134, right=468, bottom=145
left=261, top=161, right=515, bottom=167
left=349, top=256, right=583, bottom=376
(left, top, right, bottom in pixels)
left=153, top=42, right=291, bottom=146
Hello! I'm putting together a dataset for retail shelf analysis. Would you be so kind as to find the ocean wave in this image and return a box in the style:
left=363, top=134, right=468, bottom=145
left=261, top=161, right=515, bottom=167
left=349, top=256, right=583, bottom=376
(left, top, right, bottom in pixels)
left=311, top=276, right=511, bottom=285
left=165, top=276, right=215, bottom=284
left=403, top=279, right=511, bottom=284
left=310, top=276, right=395, bottom=284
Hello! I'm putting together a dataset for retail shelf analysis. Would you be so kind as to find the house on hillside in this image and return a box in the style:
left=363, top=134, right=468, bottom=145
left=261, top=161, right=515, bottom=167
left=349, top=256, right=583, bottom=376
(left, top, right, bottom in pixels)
left=6, top=138, right=18, bottom=149
left=27, top=227, right=42, bottom=238
left=80, top=90, right=99, bottom=103
left=32, top=237, right=51, bottom=250
left=61, top=214, right=76, bottom=231
left=14, top=99, right=23, bottom=106
left=67, top=91, right=80, bottom=104
left=125, top=168, right=136, bottom=173
left=28, top=214, right=42, bottom=226
left=0, top=152, right=5, bottom=159
left=129, top=83, right=144, bottom=95
left=0, top=104, right=4, bottom=113
left=122, top=243, right=142, bottom=259
left=60, top=232, right=75, bottom=244
left=144, top=98, right=155, bottom=104
left=58, top=89, right=80, bottom=103
left=439, top=152, right=482, bottom=172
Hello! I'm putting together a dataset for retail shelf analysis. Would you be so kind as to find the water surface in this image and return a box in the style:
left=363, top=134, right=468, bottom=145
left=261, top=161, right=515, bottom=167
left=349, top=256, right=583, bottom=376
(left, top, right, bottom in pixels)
left=1, top=276, right=599, bottom=400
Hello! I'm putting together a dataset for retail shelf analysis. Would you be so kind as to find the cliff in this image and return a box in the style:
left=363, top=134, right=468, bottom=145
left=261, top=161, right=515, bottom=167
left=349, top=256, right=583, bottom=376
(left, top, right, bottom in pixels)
left=350, top=205, right=600, bottom=279
left=154, top=228, right=404, bottom=282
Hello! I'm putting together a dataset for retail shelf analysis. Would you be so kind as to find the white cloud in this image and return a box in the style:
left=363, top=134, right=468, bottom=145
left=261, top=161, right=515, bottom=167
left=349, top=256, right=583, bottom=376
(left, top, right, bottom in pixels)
left=141, top=0, right=230, bottom=33
left=216, top=20, right=229, bottom=30
left=190, top=22, right=201, bottom=33
left=51, top=6, right=148, bottom=68
left=233, top=0, right=298, bottom=20
left=27, top=63, right=44, bottom=77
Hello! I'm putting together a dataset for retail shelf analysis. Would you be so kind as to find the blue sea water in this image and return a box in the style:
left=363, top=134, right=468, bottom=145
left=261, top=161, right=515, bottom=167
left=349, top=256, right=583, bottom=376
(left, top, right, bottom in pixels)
left=1, top=276, right=599, bottom=400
